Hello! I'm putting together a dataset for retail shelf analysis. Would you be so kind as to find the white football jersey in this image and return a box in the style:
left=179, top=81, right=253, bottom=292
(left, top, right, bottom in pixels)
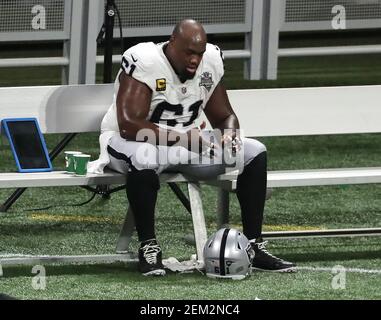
left=101, top=41, right=224, bottom=133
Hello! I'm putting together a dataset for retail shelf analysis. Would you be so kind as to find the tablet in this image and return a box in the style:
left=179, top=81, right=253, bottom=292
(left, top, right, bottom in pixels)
left=1, top=118, right=53, bottom=172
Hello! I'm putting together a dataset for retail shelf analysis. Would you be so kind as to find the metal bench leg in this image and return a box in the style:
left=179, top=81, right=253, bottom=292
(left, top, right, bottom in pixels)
left=217, top=188, right=230, bottom=228
left=187, top=182, right=208, bottom=264
left=0, top=188, right=27, bottom=212
left=115, top=207, right=135, bottom=253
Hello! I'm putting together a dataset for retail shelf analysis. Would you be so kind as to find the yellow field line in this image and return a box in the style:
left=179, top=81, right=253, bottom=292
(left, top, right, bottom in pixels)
left=262, top=225, right=324, bottom=231
left=29, top=213, right=121, bottom=224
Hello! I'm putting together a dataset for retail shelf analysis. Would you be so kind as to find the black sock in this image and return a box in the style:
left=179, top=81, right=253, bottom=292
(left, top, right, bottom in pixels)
left=125, top=169, right=160, bottom=242
left=236, top=151, right=267, bottom=239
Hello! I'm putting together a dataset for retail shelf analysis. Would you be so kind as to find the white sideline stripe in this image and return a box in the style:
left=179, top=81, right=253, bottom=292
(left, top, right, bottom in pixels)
left=0, top=253, right=134, bottom=259
left=2, top=254, right=380, bottom=274
left=0, top=254, right=37, bottom=257
left=296, top=266, right=381, bottom=274
left=0, top=253, right=138, bottom=265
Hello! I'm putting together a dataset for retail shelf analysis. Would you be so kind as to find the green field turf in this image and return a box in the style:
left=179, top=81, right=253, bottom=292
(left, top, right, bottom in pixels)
left=0, top=33, right=380, bottom=300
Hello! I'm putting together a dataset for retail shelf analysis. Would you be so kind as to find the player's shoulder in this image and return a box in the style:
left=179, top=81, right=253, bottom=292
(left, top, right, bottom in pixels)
left=122, top=42, right=161, bottom=67
left=204, top=43, right=224, bottom=65
left=202, top=43, right=224, bottom=79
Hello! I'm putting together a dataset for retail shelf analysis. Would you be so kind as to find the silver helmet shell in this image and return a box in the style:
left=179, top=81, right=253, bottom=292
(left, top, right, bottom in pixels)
left=203, top=228, right=254, bottom=280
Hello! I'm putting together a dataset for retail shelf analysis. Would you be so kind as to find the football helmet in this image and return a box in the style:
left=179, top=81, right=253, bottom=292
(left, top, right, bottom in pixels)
left=203, top=228, right=254, bottom=280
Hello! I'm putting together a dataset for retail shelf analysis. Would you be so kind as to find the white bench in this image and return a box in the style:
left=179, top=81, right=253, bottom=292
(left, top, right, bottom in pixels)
left=212, top=86, right=381, bottom=238
left=0, top=84, right=237, bottom=265
left=211, top=86, right=381, bottom=238
left=1, top=84, right=381, bottom=266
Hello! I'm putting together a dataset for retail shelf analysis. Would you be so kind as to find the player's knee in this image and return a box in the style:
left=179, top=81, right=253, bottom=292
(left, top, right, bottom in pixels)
left=133, top=143, right=160, bottom=171
left=244, top=138, right=267, bottom=158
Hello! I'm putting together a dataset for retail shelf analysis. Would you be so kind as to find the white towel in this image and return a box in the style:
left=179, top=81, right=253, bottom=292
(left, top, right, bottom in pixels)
left=162, top=255, right=204, bottom=273
left=87, top=131, right=118, bottom=174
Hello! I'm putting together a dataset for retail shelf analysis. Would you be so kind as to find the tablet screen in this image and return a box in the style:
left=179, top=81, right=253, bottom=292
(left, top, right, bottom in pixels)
left=2, top=119, right=52, bottom=172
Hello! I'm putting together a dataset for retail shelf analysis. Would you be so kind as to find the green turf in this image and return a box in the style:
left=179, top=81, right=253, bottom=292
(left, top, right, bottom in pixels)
left=1, top=253, right=380, bottom=300
left=0, top=154, right=380, bottom=299
left=0, top=33, right=381, bottom=300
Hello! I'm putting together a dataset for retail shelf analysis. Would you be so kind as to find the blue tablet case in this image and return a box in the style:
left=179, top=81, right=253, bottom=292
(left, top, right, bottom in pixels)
left=1, top=118, right=53, bottom=173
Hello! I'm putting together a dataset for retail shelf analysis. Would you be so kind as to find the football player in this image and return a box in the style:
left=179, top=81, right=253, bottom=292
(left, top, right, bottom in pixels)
left=91, top=19, right=295, bottom=276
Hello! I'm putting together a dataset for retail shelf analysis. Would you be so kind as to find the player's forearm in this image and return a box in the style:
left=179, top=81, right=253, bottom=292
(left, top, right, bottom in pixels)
left=119, top=119, right=194, bottom=150
left=119, top=118, right=157, bottom=140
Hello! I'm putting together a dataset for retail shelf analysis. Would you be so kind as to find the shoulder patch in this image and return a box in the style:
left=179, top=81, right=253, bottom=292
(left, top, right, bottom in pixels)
left=199, top=72, right=214, bottom=92
left=156, top=78, right=166, bottom=91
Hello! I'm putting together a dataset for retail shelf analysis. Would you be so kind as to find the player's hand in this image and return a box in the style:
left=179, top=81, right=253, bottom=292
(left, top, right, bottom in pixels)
left=187, top=121, right=216, bottom=158
left=221, top=130, right=242, bottom=155
left=197, top=120, right=207, bottom=131
left=198, top=121, right=217, bottom=158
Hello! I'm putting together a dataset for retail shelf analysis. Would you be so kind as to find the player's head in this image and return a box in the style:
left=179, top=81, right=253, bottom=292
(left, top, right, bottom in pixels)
left=167, top=19, right=207, bottom=81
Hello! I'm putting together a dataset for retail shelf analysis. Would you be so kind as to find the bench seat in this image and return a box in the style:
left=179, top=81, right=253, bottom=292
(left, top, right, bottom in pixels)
left=2, top=167, right=380, bottom=189
left=0, top=170, right=126, bottom=188
left=268, top=167, right=381, bottom=188
left=0, top=169, right=240, bottom=189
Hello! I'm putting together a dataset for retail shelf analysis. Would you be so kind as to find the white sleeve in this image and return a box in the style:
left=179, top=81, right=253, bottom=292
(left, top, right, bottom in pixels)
left=212, top=44, right=225, bottom=82
left=204, top=44, right=225, bottom=102
left=120, top=44, right=156, bottom=91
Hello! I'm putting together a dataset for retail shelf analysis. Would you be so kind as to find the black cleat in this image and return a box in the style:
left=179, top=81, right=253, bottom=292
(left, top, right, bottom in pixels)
left=138, top=239, right=166, bottom=276
left=251, top=239, right=296, bottom=273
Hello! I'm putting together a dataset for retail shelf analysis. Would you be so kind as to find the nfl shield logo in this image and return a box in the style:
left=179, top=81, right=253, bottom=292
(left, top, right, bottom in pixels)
left=181, top=87, right=187, bottom=94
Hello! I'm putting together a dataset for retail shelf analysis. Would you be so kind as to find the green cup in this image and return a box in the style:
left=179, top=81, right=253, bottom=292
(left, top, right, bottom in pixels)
left=73, top=154, right=91, bottom=176
left=65, top=151, right=82, bottom=173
